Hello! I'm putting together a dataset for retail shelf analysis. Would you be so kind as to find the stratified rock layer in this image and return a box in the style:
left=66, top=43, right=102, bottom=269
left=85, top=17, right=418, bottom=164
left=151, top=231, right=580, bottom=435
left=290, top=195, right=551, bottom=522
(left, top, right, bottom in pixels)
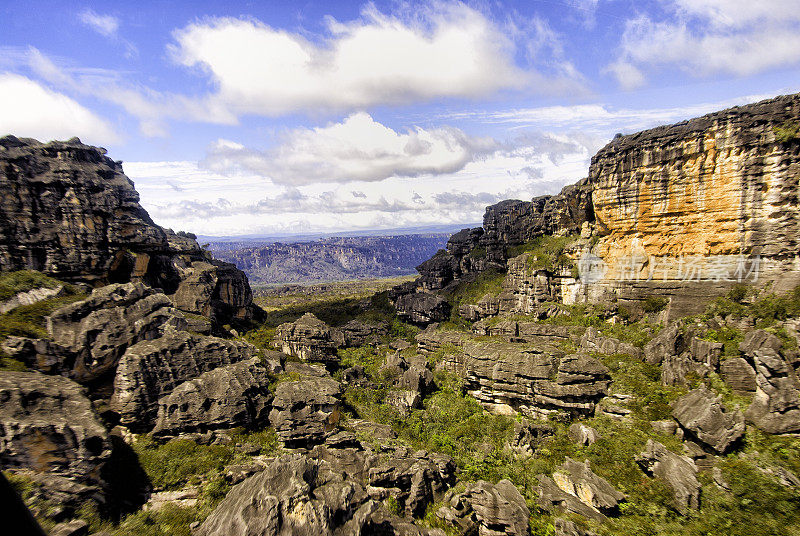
left=590, top=94, right=800, bottom=289
left=111, top=328, right=258, bottom=431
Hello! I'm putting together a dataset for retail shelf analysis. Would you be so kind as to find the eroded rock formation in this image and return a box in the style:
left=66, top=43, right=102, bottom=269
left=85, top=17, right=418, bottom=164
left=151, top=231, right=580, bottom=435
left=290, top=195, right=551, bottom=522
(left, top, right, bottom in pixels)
left=0, top=136, right=256, bottom=327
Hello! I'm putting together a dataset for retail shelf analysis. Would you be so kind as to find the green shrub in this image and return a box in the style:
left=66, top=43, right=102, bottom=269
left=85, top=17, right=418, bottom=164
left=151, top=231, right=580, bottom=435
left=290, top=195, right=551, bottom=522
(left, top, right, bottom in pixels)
left=114, top=504, right=201, bottom=536
left=643, top=296, right=669, bottom=313
left=774, top=121, right=800, bottom=143
left=0, top=270, right=65, bottom=302
left=468, top=246, right=486, bottom=259
left=0, top=292, right=87, bottom=340
left=131, top=436, right=235, bottom=490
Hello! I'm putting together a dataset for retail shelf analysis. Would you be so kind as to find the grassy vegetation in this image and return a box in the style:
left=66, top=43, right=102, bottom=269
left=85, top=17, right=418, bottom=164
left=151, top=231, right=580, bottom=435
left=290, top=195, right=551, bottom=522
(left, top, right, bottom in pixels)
left=0, top=270, right=67, bottom=302
left=774, top=121, right=800, bottom=143
left=253, top=275, right=416, bottom=312
left=504, top=234, right=580, bottom=274
left=443, top=268, right=505, bottom=319
left=0, top=271, right=87, bottom=371
left=705, top=284, right=800, bottom=327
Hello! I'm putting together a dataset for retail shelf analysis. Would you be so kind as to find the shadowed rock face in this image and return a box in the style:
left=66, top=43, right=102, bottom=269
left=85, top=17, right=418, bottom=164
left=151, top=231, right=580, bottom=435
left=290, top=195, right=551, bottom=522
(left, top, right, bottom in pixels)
left=0, top=136, right=255, bottom=327
left=0, top=372, right=111, bottom=492
left=0, top=136, right=166, bottom=280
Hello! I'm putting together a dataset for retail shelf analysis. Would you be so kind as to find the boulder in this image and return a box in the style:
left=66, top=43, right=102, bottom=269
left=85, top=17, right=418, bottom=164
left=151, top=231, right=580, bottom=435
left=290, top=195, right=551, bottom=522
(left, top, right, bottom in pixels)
left=340, top=320, right=388, bottom=347
left=273, top=312, right=343, bottom=363
left=551, top=458, right=624, bottom=516
left=643, top=324, right=685, bottom=365
left=111, top=327, right=257, bottom=431
left=740, top=330, right=800, bottom=434
left=636, top=440, right=700, bottom=512
left=196, top=449, right=454, bottom=536
left=720, top=357, right=757, bottom=393
left=268, top=374, right=342, bottom=447
left=437, top=479, right=530, bottom=536
left=536, top=474, right=606, bottom=521
left=671, top=386, right=745, bottom=454
left=395, top=293, right=451, bottom=325
left=568, top=423, right=600, bottom=447
left=0, top=372, right=110, bottom=505
left=151, top=358, right=273, bottom=436
left=194, top=454, right=351, bottom=536
left=46, top=282, right=185, bottom=384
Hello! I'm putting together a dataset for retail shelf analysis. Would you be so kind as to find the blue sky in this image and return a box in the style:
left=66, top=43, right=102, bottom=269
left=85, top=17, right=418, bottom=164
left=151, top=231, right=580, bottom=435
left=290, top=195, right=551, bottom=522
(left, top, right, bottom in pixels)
left=2, top=0, right=800, bottom=237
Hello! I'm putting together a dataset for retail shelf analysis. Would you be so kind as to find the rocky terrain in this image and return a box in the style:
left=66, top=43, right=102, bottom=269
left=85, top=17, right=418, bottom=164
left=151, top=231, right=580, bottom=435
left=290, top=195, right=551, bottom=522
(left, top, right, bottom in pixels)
left=2, top=94, right=800, bottom=536
left=208, top=234, right=450, bottom=285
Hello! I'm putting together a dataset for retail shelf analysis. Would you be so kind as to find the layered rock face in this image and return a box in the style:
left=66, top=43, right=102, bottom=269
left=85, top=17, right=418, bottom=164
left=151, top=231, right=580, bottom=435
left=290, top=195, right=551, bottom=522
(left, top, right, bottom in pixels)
left=416, top=329, right=610, bottom=418
left=406, top=94, right=800, bottom=324
left=0, top=136, right=255, bottom=326
left=590, top=94, right=800, bottom=290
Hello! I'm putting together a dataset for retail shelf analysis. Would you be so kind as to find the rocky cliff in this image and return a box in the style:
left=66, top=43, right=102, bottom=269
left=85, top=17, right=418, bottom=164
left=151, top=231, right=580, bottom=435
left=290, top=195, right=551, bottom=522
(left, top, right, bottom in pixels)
left=403, top=94, right=800, bottom=321
left=591, top=93, right=800, bottom=288
left=0, top=136, right=255, bottom=326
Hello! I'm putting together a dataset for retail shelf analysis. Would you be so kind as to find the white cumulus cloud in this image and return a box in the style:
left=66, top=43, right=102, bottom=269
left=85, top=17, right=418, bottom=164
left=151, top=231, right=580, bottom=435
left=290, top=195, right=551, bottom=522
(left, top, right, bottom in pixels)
left=0, top=73, right=118, bottom=144
left=169, top=3, right=563, bottom=116
left=608, top=0, right=800, bottom=88
left=202, top=112, right=497, bottom=184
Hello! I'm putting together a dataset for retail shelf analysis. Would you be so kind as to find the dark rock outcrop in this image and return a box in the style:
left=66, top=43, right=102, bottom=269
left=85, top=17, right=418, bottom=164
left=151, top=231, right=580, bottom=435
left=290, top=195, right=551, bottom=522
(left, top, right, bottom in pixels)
left=636, top=440, right=700, bottom=512
left=47, top=282, right=184, bottom=384
left=395, top=292, right=450, bottom=325
left=268, top=368, right=342, bottom=447
left=274, top=312, right=343, bottom=362
left=0, top=372, right=111, bottom=505
left=671, top=386, right=745, bottom=454
left=437, top=479, right=531, bottom=536
left=151, top=358, right=273, bottom=436
left=110, top=328, right=258, bottom=431
left=0, top=136, right=256, bottom=327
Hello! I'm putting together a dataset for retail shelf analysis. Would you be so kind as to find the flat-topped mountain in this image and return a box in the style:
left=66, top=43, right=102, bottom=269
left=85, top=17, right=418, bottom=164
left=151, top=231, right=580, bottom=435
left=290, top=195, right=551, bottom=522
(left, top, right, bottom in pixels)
left=208, top=234, right=450, bottom=285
